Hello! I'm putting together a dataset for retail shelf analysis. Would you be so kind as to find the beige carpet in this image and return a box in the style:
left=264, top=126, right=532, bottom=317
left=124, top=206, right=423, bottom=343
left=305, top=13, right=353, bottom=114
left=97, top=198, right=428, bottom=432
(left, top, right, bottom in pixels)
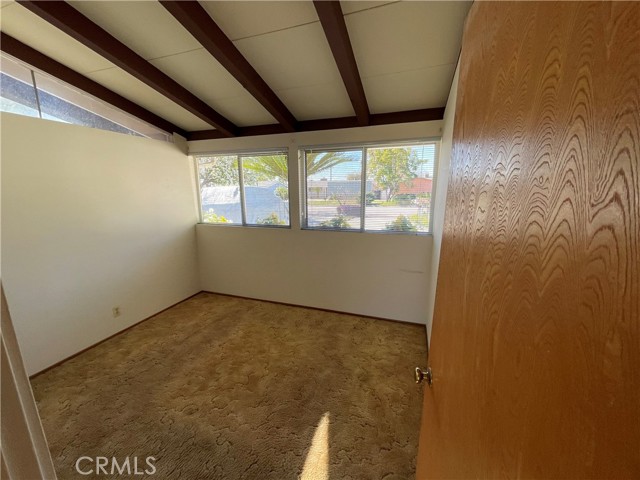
left=31, top=293, right=427, bottom=479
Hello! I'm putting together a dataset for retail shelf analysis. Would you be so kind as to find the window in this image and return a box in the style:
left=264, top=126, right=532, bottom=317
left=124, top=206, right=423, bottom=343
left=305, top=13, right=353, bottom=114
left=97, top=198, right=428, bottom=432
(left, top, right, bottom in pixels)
left=197, top=151, right=290, bottom=227
left=303, top=142, right=437, bottom=233
left=305, top=148, right=364, bottom=230
left=0, top=55, right=39, bottom=118
left=0, top=53, right=170, bottom=141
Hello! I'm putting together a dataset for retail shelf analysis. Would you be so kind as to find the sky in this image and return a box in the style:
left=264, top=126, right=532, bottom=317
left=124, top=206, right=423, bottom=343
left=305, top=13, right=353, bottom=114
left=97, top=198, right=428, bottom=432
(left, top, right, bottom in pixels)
left=308, top=144, right=436, bottom=181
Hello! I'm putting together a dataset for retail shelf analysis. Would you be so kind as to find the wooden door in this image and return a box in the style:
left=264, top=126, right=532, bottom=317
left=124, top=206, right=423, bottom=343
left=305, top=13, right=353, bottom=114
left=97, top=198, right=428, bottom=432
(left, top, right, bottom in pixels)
left=417, top=2, right=639, bottom=479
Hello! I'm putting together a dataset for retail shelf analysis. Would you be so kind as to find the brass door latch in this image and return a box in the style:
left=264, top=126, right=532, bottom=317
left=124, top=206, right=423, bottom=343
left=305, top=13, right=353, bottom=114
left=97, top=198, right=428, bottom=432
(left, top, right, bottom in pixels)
left=415, top=366, right=433, bottom=386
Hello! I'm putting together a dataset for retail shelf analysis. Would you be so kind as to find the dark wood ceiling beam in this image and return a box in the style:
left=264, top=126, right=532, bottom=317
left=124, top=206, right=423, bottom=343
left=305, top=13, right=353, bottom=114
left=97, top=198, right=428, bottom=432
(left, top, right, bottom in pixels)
left=313, top=0, right=370, bottom=127
left=160, top=1, right=297, bottom=133
left=0, top=33, right=186, bottom=136
left=186, top=107, right=446, bottom=141
left=370, top=107, right=445, bottom=125
left=16, top=0, right=237, bottom=136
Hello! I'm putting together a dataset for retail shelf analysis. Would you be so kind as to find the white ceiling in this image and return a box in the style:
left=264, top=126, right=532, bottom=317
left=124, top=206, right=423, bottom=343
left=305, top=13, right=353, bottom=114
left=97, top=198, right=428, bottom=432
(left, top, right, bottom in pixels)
left=0, top=0, right=471, bottom=132
left=346, top=1, right=470, bottom=113
left=201, top=1, right=320, bottom=41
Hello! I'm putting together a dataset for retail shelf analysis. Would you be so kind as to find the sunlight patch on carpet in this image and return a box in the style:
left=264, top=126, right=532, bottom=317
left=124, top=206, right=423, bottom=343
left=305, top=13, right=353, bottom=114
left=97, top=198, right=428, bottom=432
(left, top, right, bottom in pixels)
left=300, top=412, right=330, bottom=480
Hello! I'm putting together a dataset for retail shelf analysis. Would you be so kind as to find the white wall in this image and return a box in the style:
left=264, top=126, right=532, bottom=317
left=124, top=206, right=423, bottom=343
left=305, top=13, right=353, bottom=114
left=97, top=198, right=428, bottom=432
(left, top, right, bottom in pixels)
left=197, top=226, right=432, bottom=323
left=1, top=113, right=200, bottom=375
left=190, top=121, right=443, bottom=324
left=425, top=63, right=460, bottom=342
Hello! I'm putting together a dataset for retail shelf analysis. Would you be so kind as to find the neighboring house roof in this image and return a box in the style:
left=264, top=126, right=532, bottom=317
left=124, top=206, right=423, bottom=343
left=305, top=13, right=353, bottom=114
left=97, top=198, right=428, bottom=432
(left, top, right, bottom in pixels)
left=201, top=182, right=288, bottom=224
left=398, top=178, right=433, bottom=194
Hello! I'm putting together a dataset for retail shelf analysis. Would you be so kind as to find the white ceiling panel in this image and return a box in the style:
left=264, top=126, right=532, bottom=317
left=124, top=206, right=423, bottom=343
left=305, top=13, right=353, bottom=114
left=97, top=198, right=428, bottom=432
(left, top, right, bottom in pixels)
left=1, top=1, right=15, bottom=9
left=201, top=1, right=318, bottom=41
left=346, top=1, right=471, bottom=77
left=85, top=67, right=211, bottom=131
left=149, top=48, right=248, bottom=101
left=364, top=63, right=455, bottom=114
left=212, top=95, right=277, bottom=127
left=341, top=1, right=398, bottom=15
left=234, top=22, right=342, bottom=91
left=69, top=1, right=201, bottom=63
left=149, top=48, right=275, bottom=126
left=276, top=82, right=354, bottom=120
left=0, top=3, right=114, bottom=74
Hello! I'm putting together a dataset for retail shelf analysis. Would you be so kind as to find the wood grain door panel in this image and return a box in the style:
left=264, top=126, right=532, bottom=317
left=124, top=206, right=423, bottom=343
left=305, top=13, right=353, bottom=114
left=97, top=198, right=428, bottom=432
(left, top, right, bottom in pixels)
left=417, top=2, right=639, bottom=478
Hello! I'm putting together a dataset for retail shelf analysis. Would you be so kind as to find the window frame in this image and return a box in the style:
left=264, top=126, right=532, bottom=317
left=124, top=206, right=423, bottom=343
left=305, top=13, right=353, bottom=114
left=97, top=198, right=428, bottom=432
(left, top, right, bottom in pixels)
left=301, top=139, right=439, bottom=235
left=1, top=53, right=171, bottom=141
left=195, top=149, right=291, bottom=229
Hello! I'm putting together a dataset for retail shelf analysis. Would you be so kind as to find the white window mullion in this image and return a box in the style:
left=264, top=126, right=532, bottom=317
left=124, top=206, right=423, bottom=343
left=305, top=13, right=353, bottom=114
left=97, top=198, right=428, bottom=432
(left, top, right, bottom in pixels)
left=360, top=147, right=367, bottom=232
left=237, top=155, right=247, bottom=226
left=299, top=149, right=308, bottom=229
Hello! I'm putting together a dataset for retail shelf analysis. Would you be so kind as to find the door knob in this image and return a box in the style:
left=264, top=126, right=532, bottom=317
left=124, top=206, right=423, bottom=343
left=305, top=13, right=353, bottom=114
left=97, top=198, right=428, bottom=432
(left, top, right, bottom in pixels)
left=415, top=366, right=433, bottom=386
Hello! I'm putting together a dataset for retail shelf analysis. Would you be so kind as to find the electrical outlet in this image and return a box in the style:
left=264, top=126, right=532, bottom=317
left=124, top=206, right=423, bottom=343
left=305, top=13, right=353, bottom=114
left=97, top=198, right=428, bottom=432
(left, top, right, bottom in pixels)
left=112, top=306, right=121, bottom=318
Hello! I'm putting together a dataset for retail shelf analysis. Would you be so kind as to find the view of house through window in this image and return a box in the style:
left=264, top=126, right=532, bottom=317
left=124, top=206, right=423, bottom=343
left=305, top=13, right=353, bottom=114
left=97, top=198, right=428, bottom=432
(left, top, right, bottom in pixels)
left=197, top=143, right=437, bottom=233
left=304, top=142, right=437, bottom=233
left=197, top=152, right=290, bottom=227
left=306, top=148, right=364, bottom=230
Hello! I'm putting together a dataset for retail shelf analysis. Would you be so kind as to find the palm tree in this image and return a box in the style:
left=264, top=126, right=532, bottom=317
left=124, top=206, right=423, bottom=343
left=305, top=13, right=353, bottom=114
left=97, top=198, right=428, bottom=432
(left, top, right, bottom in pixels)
left=242, top=155, right=288, bottom=180
left=242, top=151, right=351, bottom=179
left=306, top=151, right=352, bottom=176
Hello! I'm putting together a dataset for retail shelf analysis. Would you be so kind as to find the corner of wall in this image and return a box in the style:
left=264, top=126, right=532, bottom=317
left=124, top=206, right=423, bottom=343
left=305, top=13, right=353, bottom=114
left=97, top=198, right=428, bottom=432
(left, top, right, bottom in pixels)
left=425, top=59, right=461, bottom=344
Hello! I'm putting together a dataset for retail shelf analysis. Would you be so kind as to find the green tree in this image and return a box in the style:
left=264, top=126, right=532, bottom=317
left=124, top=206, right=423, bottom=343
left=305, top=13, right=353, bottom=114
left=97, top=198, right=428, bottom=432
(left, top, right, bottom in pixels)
left=307, top=151, right=352, bottom=176
left=202, top=210, right=231, bottom=224
left=367, top=147, right=419, bottom=200
left=274, top=186, right=289, bottom=201
left=385, top=215, right=417, bottom=232
left=199, top=156, right=266, bottom=188
left=242, top=155, right=288, bottom=181
left=257, top=213, right=286, bottom=225
left=198, top=156, right=238, bottom=188
left=242, top=152, right=351, bottom=180
left=320, top=216, right=351, bottom=229
left=365, top=192, right=376, bottom=205
left=200, top=153, right=352, bottom=189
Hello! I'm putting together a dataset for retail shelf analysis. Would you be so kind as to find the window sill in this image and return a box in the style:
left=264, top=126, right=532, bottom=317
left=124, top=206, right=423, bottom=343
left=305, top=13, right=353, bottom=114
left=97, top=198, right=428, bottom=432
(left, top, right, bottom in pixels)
left=301, top=227, right=432, bottom=236
left=196, top=223, right=433, bottom=237
left=197, top=222, right=291, bottom=230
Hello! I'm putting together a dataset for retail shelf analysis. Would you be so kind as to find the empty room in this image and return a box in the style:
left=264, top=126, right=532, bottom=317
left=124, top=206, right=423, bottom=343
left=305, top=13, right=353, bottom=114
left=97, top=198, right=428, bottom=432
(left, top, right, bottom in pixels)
left=1, top=1, right=638, bottom=479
